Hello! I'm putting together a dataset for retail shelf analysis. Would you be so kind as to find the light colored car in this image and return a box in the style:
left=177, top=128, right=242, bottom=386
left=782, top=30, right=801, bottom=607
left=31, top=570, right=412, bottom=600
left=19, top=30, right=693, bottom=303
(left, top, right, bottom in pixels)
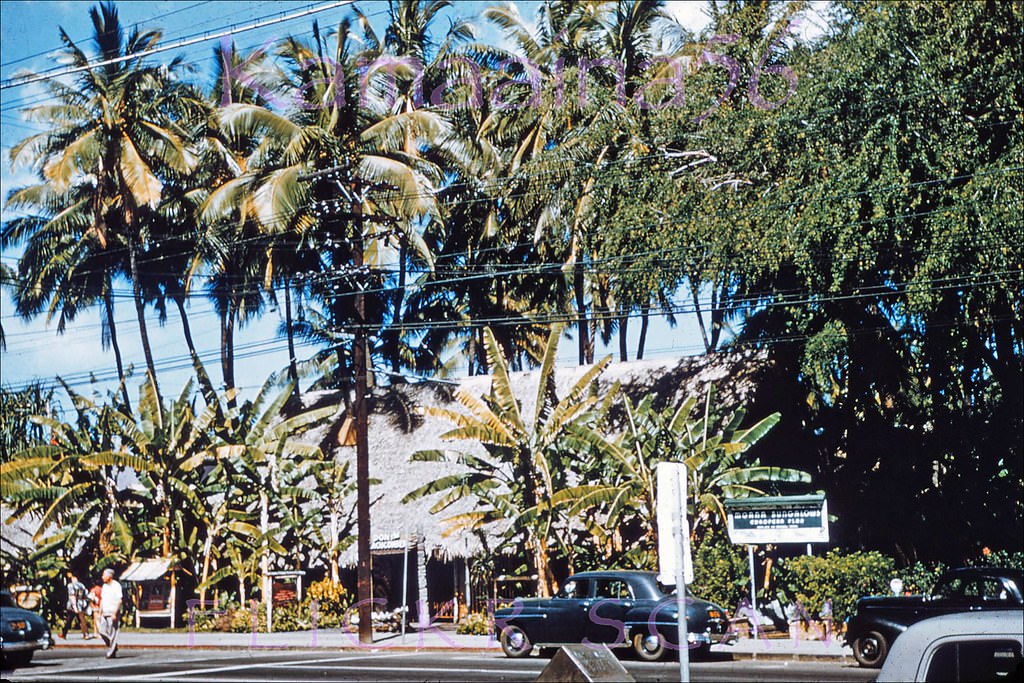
left=875, top=610, right=1023, bottom=682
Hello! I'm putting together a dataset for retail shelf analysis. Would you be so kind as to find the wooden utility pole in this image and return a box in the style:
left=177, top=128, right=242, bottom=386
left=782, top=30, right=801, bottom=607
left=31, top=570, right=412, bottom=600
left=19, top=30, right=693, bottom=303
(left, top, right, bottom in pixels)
left=350, top=184, right=373, bottom=645
left=306, top=163, right=396, bottom=645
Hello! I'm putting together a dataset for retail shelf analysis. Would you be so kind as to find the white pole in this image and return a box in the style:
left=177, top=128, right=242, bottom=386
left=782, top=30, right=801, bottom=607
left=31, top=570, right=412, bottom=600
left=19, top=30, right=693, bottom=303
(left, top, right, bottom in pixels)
left=747, top=545, right=757, bottom=639
left=673, top=471, right=690, bottom=683
left=749, top=544, right=757, bottom=614
left=401, top=533, right=409, bottom=643
left=453, top=562, right=459, bottom=624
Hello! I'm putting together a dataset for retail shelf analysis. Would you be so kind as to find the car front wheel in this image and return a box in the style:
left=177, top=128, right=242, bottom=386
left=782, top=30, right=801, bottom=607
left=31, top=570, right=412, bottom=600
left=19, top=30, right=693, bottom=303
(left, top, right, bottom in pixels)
left=853, top=631, right=889, bottom=668
left=633, top=630, right=667, bottom=661
left=499, top=624, right=533, bottom=658
left=1, top=651, right=33, bottom=670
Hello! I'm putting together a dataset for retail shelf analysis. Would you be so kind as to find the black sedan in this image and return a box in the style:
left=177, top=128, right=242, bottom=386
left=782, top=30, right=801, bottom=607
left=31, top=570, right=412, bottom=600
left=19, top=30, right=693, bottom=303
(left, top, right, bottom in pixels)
left=0, top=590, right=53, bottom=669
left=845, top=566, right=1024, bottom=668
left=493, top=570, right=735, bottom=661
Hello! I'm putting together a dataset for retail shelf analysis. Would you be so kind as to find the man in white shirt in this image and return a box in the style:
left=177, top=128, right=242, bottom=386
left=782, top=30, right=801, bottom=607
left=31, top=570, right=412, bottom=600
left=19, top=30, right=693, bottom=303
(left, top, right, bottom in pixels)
left=99, top=568, right=123, bottom=658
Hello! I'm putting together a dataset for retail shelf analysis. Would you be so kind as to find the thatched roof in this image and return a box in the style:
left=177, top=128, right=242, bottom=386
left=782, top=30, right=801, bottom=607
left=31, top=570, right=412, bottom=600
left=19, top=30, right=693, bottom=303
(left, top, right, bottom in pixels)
left=304, top=348, right=770, bottom=565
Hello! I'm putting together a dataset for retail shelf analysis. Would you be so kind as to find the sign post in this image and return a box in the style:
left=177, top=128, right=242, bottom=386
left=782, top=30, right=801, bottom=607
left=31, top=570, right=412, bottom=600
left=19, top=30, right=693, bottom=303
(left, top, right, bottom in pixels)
left=656, top=462, right=693, bottom=683
left=725, top=495, right=829, bottom=626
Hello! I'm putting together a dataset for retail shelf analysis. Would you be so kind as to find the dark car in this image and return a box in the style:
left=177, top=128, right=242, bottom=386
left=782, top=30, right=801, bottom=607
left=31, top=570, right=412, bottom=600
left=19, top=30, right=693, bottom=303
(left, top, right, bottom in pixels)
left=0, top=590, right=53, bottom=669
left=845, top=567, right=1024, bottom=668
left=493, top=570, right=736, bottom=661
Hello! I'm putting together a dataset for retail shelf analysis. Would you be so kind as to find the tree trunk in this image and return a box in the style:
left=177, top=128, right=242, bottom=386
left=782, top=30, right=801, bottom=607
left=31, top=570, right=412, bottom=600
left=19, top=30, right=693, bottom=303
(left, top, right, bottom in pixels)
left=175, top=294, right=217, bottom=404
left=103, top=283, right=132, bottom=413
left=392, top=241, right=407, bottom=374
left=637, top=304, right=650, bottom=360
left=199, top=532, right=214, bottom=608
left=328, top=508, right=340, bottom=583
left=260, top=490, right=270, bottom=632
left=574, top=262, right=590, bottom=365
left=709, top=280, right=724, bottom=351
left=128, top=241, right=162, bottom=408
left=533, top=535, right=554, bottom=598
left=221, top=303, right=237, bottom=412
left=691, top=281, right=712, bottom=353
left=284, top=279, right=299, bottom=391
left=618, top=308, right=629, bottom=362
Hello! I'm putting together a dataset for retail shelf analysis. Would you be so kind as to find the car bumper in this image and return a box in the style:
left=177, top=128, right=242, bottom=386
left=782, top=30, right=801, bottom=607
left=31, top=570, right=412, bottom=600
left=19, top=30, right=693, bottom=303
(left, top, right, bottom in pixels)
left=652, top=625, right=738, bottom=648
left=1, top=634, right=53, bottom=653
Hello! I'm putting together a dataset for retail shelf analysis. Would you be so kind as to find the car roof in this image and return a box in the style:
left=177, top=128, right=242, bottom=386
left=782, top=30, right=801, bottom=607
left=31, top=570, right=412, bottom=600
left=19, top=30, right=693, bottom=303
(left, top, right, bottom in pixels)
left=568, top=570, right=657, bottom=579
left=877, top=610, right=1024, bottom=682
left=944, top=566, right=1023, bottom=580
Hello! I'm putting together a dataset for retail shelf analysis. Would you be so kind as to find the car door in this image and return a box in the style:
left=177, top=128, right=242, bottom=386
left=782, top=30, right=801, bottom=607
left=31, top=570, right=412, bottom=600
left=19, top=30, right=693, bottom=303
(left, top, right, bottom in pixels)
left=539, top=578, right=593, bottom=645
left=584, top=578, right=633, bottom=647
left=923, top=574, right=971, bottom=618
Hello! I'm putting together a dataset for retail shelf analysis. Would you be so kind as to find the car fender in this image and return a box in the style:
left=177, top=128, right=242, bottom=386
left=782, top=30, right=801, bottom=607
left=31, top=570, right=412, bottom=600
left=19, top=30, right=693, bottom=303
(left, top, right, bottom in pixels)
left=846, top=613, right=908, bottom=646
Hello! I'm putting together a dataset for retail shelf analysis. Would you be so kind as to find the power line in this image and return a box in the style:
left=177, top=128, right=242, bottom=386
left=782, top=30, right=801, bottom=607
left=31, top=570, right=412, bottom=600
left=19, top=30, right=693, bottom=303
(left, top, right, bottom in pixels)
left=0, top=1, right=356, bottom=91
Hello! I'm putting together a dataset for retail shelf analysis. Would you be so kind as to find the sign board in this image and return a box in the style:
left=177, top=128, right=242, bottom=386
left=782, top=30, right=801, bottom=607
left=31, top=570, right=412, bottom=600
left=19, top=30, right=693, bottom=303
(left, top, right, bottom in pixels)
left=725, top=495, right=829, bottom=544
left=656, top=462, right=694, bottom=585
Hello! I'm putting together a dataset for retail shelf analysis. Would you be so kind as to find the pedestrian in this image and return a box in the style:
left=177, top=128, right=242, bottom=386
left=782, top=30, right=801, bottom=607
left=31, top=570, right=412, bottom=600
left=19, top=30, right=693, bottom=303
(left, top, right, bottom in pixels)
left=98, top=568, right=123, bottom=659
left=88, top=582, right=103, bottom=637
left=60, top=571, right=92, bottom=639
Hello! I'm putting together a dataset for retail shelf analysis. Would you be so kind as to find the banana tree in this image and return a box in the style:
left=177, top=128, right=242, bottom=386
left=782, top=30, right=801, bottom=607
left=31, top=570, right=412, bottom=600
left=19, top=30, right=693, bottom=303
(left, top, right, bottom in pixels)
left=555, top=388, right=811, bottom=566
left=0, top=382, right=153, bottom=568
left=405, top=324, right=615, bottom=597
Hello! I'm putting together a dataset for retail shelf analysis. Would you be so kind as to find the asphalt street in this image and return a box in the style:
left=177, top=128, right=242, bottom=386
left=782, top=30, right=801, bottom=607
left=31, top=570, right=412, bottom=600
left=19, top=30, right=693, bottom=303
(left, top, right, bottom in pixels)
left=5, top=648, right=878, bottom=682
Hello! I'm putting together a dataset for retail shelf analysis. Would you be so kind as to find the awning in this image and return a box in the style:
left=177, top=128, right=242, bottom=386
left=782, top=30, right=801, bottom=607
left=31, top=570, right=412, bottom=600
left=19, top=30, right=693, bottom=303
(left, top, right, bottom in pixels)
left=120, top=558, right=175, bottom=582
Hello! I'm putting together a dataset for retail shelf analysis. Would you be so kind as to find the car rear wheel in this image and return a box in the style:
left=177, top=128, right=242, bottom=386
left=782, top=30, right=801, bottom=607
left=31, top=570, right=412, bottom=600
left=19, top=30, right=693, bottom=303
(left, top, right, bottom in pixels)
left=633, top=630, right=667, bottom=661
left=499, top=624, right=533, bottom=658
left=853, top=631, right=889, bottom=668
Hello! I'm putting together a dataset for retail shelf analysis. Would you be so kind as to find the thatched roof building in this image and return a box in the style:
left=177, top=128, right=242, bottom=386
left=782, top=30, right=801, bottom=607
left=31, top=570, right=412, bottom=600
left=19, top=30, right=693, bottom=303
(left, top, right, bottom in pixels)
left=303, top=348, right=770, bottom=566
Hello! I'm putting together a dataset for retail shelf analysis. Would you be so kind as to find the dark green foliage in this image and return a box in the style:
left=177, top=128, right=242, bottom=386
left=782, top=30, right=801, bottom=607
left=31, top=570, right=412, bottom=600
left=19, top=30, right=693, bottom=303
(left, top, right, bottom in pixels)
left=777, top=550, right=896, bottom=623
left=690, top=529, right=750, bottom=612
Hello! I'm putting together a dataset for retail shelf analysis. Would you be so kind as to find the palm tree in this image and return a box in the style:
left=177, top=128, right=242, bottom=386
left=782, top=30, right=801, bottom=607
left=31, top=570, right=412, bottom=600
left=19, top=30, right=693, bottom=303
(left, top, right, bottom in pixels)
left=405, top=324, right=615, bottom=596
left=3, top=169, right=135, bottom=412
left=6, top=2, right=196, bottom=409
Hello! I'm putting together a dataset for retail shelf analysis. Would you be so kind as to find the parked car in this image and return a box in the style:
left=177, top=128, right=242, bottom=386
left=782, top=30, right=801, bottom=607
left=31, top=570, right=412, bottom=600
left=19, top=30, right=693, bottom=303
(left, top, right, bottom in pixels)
left=0, top=590, right=53, bottom=669
left=493, top=570, right=736, bottom=661
left=845, top=566, right=1024, bottom=668
left=876, top=610, right=1023, bottom=682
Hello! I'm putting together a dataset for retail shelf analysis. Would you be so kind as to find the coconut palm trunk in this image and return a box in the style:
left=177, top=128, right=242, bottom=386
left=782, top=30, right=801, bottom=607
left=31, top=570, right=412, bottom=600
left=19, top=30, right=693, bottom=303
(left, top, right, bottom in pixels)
left=128, top=241, right=162, bottom=407
left=103, top=283, right=132, bottom=412
left=174, top=293, right=217, bottom=402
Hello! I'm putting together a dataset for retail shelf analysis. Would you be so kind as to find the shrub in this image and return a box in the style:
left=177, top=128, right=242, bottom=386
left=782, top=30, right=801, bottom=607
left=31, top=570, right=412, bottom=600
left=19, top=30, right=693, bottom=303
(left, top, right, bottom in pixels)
left=456, top=611, right=491, bottom=635
left=969, top=550, right=1024, bottom=572
left=690, top=530, right=750, bottom=612
left=899, top=561, right=948, bottom=595
left=778, top=550, right=895, bottom=623
left=305, top=579, right=351, bottom=619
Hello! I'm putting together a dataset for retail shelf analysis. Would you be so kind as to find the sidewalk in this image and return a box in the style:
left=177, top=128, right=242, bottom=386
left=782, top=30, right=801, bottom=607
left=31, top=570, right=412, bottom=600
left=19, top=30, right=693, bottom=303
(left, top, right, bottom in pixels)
left=53, top=627, right=854, bottom=662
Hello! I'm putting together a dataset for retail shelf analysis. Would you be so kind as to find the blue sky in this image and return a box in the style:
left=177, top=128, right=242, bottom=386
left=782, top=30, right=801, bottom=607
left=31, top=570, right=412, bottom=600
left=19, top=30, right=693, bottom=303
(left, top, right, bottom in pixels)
left=0, top=1, right=730, bottom=404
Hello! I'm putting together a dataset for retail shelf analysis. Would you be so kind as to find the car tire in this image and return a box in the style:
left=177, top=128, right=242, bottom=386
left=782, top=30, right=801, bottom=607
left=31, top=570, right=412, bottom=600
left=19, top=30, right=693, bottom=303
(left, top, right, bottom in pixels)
left=499, top=624, right=533, bottom=658
left=853, top=631, right=889, bottom=668
left=690, top=642, right=712, bottom=660
left=1, top=651, right=33, bottom=669
left=633, top=630, right=667, bottom=661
